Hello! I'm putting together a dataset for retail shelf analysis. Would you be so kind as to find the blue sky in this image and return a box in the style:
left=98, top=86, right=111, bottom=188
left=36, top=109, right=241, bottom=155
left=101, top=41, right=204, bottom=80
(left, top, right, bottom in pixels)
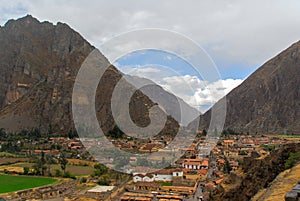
left=115, top=49, right=260, bottom=80
left=115, top=50, right=243, bottom=111
left=116, top=50, right=201, bottom=77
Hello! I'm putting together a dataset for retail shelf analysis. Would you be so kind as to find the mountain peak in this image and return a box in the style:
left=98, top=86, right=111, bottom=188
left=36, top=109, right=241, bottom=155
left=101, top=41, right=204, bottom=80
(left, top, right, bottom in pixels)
left=4, top=14, right=40, bottom=27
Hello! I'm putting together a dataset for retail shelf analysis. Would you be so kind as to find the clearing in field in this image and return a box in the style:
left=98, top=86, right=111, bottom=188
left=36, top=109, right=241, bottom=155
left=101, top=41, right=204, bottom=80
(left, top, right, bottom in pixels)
left=0, top=174, right=57, bottom=193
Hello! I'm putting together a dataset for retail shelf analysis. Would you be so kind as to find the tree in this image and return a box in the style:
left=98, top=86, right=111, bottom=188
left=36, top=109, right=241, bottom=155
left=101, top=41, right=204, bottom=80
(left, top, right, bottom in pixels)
left=33, top=164, right=40, bottom=175
left=34, top=152, right=47, bottom=175
left=59, top=152, right=68, bottom=174
left=40, top=151, right=47, bottom=176
left=23, top=166, right=30, bottom=175
left=202, top=129, right=207, bottom=136
left=285, top=151, right=300, bottom=169
left=224, top=157, right=232, bottom=174
left=98, top=175, right=110, bottom=186
left=0, top=128, right=6, bottom=139
left=108, top=125, right=124, bottom=139
left=93, top=164, right=108, bottom=176
left=68, top=129, right=78, bottom=139
left=46, top=155, right=55, bottom=176
left=222, top=129, right=228, bottom=135
left=48, top=124, right=53, bottom=135
left=55, top=169, right=62, bottom=177
left=32, top=128, right=41, bottom=139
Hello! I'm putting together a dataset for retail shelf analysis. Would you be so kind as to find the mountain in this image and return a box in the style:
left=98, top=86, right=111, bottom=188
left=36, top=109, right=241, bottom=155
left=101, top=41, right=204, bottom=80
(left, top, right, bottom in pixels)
left=199, top=40, right=300, bottom=134
left=0, top=15, right=184, bottom=135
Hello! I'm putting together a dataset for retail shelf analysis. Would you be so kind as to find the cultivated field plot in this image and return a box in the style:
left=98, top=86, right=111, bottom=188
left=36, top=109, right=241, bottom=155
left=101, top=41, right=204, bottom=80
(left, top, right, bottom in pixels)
left=0, top=174, right=57, bottom=193
left=0, top=157, right=30, bottom=165
left=0, top=162, right=95, bottom=176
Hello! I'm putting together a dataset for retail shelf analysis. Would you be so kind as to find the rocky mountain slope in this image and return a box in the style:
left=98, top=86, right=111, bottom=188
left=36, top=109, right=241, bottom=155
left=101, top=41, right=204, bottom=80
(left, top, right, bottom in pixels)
left=0, top=15, right=180, bottom=135
left=200, top=41, right=300, bottom=134
left=212, top=143, right=300, bottom=201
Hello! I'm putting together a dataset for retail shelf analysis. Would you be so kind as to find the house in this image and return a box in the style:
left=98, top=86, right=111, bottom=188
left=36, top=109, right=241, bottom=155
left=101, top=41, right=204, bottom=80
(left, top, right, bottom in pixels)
left=152, top=169, right=174, bottom=182
left=182, top=159, right=201, bottom=170
left=224, top=150, right=239, bottom=158
left=197, top=169, right=208, bottom=181
left=133, top=168, right=183, bottom=183
left=259, top=149, right=268, bottom=155
left=223, top=140, right=234, bottom=147
left=201, top=159, right=209, bottom=169
left=139, top=144, right=159, bottom=152
left=173, top=169, right=184, bottom=177
left=129, top=157, right=137, bottom=164
left=133, top=174, right=154, bottom=182
left=214, top=179, right=223, bottom=185
left=204, top=182, right=216, bottom=191
left=230, top=161, right=239, bottom=171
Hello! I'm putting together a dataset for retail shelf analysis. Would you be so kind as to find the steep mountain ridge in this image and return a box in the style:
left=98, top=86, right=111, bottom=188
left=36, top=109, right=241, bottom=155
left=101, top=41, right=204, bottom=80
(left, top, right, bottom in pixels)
left=0, top=15, right=181, bottom=135
left=200, top=40, right=300, bottom=134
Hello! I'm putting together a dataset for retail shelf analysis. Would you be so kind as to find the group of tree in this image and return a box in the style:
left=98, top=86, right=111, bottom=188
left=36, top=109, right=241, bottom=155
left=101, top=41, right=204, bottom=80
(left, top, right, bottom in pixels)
left=107, top=125, right=125, bottom=139
left=224, top=157, right=232, bottom=174
left=23, top=151, right=70, bottom=178
left=285, top=151, right=300, bottom=169
left=93, top=163, right=108, bottom=177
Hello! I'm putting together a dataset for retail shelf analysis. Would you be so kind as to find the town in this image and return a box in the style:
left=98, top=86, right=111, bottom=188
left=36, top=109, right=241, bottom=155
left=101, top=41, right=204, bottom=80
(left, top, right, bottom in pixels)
left=0, top=127, right=299, bottom=201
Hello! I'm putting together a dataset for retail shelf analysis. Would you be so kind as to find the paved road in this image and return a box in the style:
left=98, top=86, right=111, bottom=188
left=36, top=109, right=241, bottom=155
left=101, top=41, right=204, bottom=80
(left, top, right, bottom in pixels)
left=186, top=183, right=204, bottom=201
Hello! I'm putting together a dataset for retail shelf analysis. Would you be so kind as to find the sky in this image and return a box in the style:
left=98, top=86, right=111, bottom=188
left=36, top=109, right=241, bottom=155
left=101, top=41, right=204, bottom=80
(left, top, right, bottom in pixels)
left=1, top=0, right=300, bottom=112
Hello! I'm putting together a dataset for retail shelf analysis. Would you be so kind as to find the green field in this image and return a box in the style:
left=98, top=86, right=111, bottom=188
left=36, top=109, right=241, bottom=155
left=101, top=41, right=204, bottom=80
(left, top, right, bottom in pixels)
left=0, top=174, right=57, bottom=193
left=159, top=182, right=173, bottom=186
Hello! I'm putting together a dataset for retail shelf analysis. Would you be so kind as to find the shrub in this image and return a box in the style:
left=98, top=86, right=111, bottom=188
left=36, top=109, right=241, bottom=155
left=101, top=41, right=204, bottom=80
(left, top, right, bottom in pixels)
left=80, top=177, right=87, bottom=183
left=55, top=169, right=62, bottom=177
left=63, top=171, right=76, bottom=179
left=285, top=151, right=300, bottom=169
left=97, top=175, right=110, bottom=186
left=23, top=167, right=30, bottom=175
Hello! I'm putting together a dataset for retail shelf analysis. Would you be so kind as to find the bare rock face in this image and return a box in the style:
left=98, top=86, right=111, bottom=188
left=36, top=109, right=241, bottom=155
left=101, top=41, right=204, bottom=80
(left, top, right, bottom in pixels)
left=0, top=15, right=94, bottom=133
left=200, top=41, right=300, bottom=134
left=0, top=15, right=179, bottom=135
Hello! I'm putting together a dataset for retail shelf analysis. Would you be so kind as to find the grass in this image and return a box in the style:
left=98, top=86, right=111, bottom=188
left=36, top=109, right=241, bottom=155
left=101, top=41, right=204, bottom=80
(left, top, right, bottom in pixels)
left=0, top=174, right=57, bottom=193
left=159, top=182, right=173, bottom=186
left=278, top=134, right=300, bottom=139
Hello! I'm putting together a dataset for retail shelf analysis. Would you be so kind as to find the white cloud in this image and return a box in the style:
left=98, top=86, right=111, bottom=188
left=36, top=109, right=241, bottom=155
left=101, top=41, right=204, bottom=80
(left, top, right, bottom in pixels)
left=119, top=65, right=243, bottom=112
left=122, top=66, right=161, bottom=74
left=161, top=76, right=243, bottom=112
left=193, top=79, right=243, bottom=108
left=0, top=0, right=28, bottom=25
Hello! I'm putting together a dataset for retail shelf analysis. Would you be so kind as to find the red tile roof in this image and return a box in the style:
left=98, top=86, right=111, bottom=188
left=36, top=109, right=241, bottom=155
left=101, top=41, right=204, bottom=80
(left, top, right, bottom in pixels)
left=197, top=169, right=208, bottom=175
left=201, top=160, right=209, bottom=167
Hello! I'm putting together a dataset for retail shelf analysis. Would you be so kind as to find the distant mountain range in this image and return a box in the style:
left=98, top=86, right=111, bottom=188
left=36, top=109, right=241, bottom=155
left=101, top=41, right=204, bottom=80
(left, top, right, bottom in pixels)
left=0, top=15, right=299, bottom=135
